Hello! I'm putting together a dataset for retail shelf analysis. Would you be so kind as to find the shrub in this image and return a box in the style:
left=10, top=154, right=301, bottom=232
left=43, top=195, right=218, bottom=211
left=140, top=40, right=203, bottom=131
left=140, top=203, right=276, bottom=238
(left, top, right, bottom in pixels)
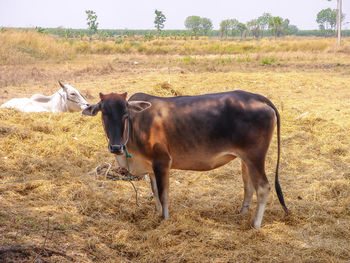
left=74, top=41, right=91, bottom=53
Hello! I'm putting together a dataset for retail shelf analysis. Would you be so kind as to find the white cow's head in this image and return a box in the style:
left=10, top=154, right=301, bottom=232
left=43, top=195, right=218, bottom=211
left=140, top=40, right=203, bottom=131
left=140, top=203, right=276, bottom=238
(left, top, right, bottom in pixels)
left=59, top=81, right=89, bottom=112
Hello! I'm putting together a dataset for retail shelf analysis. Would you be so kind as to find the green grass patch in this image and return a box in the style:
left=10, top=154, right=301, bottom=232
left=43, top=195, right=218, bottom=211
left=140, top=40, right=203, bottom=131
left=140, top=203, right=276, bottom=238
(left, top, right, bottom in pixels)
left=213, top=58, right=234, bottom=64
left=183, top=56, right=197, bottom=63
left=261, top=57, right=277, bottom=65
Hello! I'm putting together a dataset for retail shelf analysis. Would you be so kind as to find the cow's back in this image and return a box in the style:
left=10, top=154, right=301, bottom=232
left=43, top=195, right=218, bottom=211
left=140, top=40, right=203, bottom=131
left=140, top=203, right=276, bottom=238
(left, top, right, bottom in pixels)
left=0, top=98, right=48, bottom=112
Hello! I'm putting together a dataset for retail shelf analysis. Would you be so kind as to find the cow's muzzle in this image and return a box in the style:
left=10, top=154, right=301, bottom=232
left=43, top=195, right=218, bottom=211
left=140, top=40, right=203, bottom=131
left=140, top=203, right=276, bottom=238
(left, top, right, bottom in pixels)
left=108, top=144, right=124, bottom=155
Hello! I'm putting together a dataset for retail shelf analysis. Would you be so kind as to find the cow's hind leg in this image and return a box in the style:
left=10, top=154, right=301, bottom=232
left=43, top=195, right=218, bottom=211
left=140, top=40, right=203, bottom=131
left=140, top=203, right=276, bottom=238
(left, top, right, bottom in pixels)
left=239, top=160, right=254, bottom=215
left=244, top=157, right=271, bottom=228
left=149, top=173, right=162, bottom=215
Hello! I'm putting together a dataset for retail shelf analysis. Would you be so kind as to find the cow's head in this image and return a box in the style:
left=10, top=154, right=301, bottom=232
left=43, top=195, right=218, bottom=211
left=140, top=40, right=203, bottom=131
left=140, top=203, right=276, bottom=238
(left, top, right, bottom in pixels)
left=82, top=92, right=151, bottom=155
left=59, top=81, right=89, bottom=112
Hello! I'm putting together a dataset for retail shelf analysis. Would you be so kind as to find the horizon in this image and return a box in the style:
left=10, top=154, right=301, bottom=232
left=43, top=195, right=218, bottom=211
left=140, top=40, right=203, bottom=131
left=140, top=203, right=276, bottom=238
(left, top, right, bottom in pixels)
left=5, top=26, right=350, bottom=32
left=0, top=0, right=349, bottom=31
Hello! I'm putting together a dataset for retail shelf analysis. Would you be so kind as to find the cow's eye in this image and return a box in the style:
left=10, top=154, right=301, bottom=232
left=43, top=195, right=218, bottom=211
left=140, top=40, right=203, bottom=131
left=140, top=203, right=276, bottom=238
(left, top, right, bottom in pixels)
left=70, top=93, right=76, bottom=96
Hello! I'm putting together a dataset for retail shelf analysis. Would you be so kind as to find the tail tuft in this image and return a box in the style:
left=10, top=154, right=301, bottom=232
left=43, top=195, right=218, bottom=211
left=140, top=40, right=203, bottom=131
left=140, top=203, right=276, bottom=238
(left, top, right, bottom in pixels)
left=275, top=174, right=289, bottom=215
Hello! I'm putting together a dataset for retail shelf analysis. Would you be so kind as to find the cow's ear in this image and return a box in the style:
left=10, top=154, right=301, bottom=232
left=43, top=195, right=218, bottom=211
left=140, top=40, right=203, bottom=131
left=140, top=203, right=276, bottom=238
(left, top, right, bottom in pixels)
left=82, top=103, right=101, bottom=116
left=127, top=101, right=152, bottom=113
left=99, top=92, right=106, bottom=100
left=58, top=81, right=67, bottom=91
left=120, top=92, right=127, bottom=100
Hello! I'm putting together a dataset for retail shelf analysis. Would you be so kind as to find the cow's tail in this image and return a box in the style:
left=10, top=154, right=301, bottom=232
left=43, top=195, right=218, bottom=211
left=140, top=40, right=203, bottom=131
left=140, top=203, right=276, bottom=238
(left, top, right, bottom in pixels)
left=265, top=99, right=289, bottom=216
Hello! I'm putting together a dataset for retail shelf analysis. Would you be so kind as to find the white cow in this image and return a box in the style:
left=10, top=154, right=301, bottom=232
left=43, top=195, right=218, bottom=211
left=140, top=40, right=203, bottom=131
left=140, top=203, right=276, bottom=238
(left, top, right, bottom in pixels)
left=0, top=81, right=89, bottom=113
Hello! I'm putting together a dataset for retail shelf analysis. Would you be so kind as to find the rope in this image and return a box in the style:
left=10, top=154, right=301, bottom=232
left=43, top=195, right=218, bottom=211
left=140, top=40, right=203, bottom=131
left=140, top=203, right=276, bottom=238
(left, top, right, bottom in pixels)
left=122, top=120, right=153, bottom=207
left=58, top=91, right=88, bottom=106
left=0, top=179, right=29, bottom=185
left=0, top=178, right=47, bottom=185
left=108, top=175, right=138, bottom=181
left=122, top=138, right=141, bottom=206
left=128, top=180, right=139, bottom=206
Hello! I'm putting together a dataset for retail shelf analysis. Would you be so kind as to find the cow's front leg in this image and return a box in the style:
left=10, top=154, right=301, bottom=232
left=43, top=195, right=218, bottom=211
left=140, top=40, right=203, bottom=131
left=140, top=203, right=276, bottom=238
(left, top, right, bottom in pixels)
left=152, top=161, right=170, bottom=219
left=152, top=144, right=171, bottom=219
left=149, top=173, right=162, bottom=215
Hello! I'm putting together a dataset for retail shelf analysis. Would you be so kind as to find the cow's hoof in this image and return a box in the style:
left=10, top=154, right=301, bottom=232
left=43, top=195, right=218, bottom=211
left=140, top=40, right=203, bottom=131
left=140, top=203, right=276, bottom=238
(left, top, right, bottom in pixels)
left=252, top=222, right=261, bottom=229
left=239, top=206, right=249, bottom=215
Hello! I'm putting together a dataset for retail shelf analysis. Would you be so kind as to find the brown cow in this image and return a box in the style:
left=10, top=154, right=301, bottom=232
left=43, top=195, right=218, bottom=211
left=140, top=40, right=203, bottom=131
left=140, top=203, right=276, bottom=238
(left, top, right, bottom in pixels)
left=82, top=90, right=288, bottom=228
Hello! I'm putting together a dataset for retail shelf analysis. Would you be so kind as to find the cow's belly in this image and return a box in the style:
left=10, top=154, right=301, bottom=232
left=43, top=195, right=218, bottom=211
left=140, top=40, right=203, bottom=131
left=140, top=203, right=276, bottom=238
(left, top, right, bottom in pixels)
left=171, top=152, right=237, bottom=171
left=115, top=154, right=152, bottom=176
left=115, top=148, right=238, bottom=174
left=23, top=102, right=49, bottom=113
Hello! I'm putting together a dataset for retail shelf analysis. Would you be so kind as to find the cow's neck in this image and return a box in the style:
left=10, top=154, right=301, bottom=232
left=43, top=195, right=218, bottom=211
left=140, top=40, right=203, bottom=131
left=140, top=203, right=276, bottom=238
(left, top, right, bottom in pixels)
left=126, top=113, right=136, bottom=148
left=49, top=90, right=68, bottom=112
left=114, top=113, right=153, bottom=176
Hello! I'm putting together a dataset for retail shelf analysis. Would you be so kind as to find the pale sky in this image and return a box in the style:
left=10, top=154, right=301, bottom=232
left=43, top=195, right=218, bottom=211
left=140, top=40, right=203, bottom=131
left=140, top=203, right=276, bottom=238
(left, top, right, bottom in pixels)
left=0, top=0, right=349, bottom=30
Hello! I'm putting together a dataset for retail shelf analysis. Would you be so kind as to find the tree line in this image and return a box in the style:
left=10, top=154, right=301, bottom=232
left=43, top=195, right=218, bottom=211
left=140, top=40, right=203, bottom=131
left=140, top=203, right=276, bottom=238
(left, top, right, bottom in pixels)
left=183, top=13, right=298, bottom=39
left=29, top=27, right=350, bottom=39
left=82, top=8, right=346, bottom=39
left=29, top=7, right=346, bottom=40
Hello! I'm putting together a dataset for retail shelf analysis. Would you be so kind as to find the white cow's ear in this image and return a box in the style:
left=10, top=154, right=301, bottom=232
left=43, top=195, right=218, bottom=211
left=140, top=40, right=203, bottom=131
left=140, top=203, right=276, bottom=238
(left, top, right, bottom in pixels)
left=58, top=81, right=67, bottom=91
left=82, top=104, right=100, bottom=116
left=127, top=101, right=152, bottom=113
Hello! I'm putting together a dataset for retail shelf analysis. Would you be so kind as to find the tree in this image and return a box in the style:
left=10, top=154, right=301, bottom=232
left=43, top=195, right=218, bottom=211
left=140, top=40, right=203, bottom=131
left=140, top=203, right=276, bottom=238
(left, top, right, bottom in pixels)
left=85, top=10, right=98, bottom=34
left=287, top=25, right=299, bottom=35
left=281, top=19, right=290, bottom=35
left=219, top=19, right=230, bottom=38
left=220, top=19, right=241, bottom=38
left=154, top=9, right=166, bottom=33
left=237, top=23, right=247, bottom=39
left=200, top=17, right=213, bottom=36
left=247, top=19, right=261, bottom=38
left=269, top=16, right=283, bottom=39
left=185, top=16, right=213, bottom=37
left=316, top=7, right=344, bottom=37
left=229, top=19, right=239, bottom=37
left=257, top=13, right=272, bottom=37
left=185, top=16, right=202, bottom=37
left=317, top=8, right=336, bottom=32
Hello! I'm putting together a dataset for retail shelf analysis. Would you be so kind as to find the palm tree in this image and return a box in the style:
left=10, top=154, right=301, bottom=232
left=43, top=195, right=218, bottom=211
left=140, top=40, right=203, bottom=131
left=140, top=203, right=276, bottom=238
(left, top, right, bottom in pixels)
left=269, top=17, right=283, bottom=39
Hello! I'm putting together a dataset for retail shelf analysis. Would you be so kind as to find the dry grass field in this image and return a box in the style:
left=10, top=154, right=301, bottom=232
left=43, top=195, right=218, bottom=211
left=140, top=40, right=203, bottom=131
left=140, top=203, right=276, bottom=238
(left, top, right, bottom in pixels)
left=0, top=30, right=350, bottom=262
